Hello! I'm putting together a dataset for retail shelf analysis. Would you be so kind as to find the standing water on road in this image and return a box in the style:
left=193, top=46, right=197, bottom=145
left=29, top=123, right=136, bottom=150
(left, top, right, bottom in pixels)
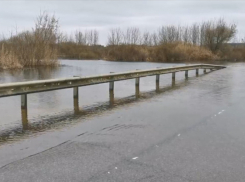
left=0, top=60, right=184, bottom=143
left=2, top=60, right=245, bottom=182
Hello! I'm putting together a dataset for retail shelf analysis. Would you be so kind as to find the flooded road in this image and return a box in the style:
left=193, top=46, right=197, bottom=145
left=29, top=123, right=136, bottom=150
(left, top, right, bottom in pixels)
left=0, top=60, right=184, bottom=142
left=1, top=61, right=245, bottom=181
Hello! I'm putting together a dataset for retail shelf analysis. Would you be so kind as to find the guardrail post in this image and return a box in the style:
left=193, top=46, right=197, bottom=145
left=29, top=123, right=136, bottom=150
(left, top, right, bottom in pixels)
left=196, top=69, right=199, bottom=76
left=109, top=89, right=114, bottom=106
left=109, top=72, right=115, bottom=104
left=136, top=84, right=140, bottom=99
left=21, top=94, right=27, bottom=109
left=73, top=87, right=79, bottom=99
left=135, top=77, right=140, bottom=86
left=156, top=74, right=160, bottom=92
left=156, top=74, right=160, bottom=83
left=109, top=81, right=114, bottom=90
left=135, top=77, right=140, bottom=98
left=172, top=72, right=175, bottom=80
left=185, top=70, right=188, bottom=79
left=109, top=72, right=114, bottom=91
left=172, top=80, right=176, bottom=87
left=21, top=94, right=28, bottom=129
left=73, top=87, right=79, bottom=114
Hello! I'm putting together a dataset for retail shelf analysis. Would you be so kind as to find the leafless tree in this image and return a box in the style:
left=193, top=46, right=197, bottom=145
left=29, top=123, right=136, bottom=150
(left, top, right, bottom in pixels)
left=73, top=29, right=99, bottom=45
left=201, top=19, right=237, bottom=52
left=191, top=23, right=200, bottom=45
left=107, top=28, right=123, bottom=45
left=182, top=26, right=191, bottom=44
left=142, top=31, right=153, bottom=46
left=158, top=26, right=182, bottom=44
left=74, top=30, right=85, bottom=45
left=93, top=30, right=99, bottom=45
left=152, top=32, right=159, bottom=46
left=131, top=27, right=141, bottom=44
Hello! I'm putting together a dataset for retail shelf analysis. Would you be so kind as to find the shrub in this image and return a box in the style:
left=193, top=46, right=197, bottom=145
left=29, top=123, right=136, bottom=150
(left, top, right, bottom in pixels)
left=0, top=12, right=59, bottom=69
left=105, top=45, right=149, bottom=62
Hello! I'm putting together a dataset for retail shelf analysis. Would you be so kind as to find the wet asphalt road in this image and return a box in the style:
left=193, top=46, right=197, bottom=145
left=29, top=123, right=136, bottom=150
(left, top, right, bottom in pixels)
left=1, top=64, right=245, bottom=181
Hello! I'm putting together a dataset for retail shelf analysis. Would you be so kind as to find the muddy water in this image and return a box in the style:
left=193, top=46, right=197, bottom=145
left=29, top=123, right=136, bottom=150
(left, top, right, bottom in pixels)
left=0, top=60, right=188, bottom=142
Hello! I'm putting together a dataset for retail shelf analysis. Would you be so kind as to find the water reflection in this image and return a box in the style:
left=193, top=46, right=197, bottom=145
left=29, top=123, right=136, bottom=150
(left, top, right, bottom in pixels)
left=172, top=79, right=176, bottom=87
left=0, top=60, right=234, bottom=144
left=0, top=67, right=60, bottom=84
left=135, top=85, right=140, bottom=99
left=156, top=81, right=160, bottom=93
left=109, top=89, right=114, bottom=106
left=1, top=61, right=183, bottom=135
left=196, top=69, right=199, bottom=76
left=73, top=87, right=79, bottom=114
left=0, top=79, right=192, bottom=144
left=21, top=108, right=28, bottom=130
left=74, top=97, right=79, bottom=114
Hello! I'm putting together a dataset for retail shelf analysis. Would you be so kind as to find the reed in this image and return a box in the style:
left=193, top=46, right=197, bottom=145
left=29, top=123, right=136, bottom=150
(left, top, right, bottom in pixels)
left=0, top=12, right=59, bottom=69
left=0, top=44, right=22, bottom=69
left=104, top=43, right=218, bottom=62
left=0, top=14, right=243, bottom=68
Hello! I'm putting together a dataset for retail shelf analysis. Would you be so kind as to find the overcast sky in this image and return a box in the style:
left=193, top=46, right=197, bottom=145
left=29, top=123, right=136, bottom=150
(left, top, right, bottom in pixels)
left=0, top=0, right=244, bottom=44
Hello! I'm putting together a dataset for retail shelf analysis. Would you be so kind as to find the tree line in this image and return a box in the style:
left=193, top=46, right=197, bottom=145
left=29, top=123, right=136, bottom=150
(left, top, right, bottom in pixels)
left=61, top=18, right=237, bottom=54
left=0, top=12, right=244, bottom=69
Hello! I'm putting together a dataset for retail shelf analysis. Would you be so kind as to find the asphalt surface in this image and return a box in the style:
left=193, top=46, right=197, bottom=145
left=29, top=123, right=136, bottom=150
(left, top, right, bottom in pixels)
left=1, top=65, right=245, bottom=182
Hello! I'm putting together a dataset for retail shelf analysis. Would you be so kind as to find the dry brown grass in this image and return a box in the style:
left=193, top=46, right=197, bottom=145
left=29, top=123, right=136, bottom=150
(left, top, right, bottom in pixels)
left=105, top=43, right=218, bottom=63
left=58, top=42, right=103, bottom=60
left=173, top=43, right=218, bottom=61
left=0, top=12, right=59, bottom=70
left=105, top=45, right=149, bottom=62
left=0, top=44, right=22, bottom=69
left=0, top=14, right=242, bottom=67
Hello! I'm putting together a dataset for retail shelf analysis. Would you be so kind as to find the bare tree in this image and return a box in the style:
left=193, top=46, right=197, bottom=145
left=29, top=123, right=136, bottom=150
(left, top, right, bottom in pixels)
left=131, top=27, right=141, bottom=44
left=34, top=11, right=60, bottom=45
left=152, top=32, right=159, bottom=46
left=182, top=26, right=191, bottom=44
left=158, top=26, right=182, bottom=44
left=201, top=19, right=237, bottom=52
left=158, top=26, right=167, bottom=44
left=142, top=31, right=153, bottom=46
left=93, top=30, right=99, bottom=45
left=191, top=23, right=200, bottom=45
left=107, top=28, right=123, bottom=45
left=73, top=29, right=99, bottom=45
left=74, top=30, right=85, bottom=45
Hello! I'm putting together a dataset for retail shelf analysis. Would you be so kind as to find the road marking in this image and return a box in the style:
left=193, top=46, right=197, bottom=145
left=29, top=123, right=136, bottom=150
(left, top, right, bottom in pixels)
left=132, top=157, right=138, bottom=160
left=218, top=110, right=225, bottom=115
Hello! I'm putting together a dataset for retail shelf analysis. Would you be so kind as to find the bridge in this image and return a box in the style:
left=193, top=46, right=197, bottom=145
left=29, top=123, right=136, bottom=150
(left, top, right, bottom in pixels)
left=0, top=64, right=225, bottom=127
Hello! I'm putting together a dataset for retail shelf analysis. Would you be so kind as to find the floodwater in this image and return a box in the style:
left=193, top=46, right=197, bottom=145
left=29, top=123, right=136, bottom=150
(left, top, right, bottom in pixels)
left=2, top=60, right=245, bottom=181
left=0, top=60, right=244, bottom=144
left=0, top=60, right=186, bottom=143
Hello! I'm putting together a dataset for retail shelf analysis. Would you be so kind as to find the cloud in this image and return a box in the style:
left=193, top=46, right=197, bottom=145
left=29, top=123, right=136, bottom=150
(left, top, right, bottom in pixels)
left=0, top=0, right=244, bottom=44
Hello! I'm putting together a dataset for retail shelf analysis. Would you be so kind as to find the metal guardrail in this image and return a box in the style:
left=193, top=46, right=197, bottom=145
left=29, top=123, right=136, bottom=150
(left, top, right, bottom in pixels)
left=0, top=64, right=225, bottom=97
left=0, top=63, right=226, bottom=128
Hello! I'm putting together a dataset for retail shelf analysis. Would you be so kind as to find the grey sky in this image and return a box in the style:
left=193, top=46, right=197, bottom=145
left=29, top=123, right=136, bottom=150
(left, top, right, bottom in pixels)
left=0, top=0, right=245, bottom=44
